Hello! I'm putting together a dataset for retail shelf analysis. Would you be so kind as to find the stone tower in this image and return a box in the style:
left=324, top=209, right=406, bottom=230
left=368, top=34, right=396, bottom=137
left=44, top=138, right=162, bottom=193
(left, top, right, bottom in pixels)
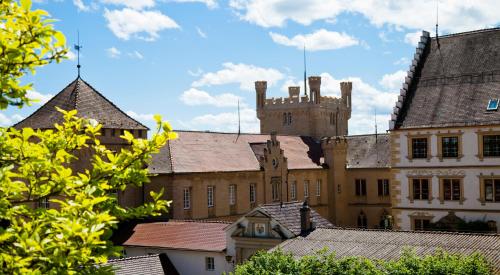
left=255, top=76, right=352, bottom=140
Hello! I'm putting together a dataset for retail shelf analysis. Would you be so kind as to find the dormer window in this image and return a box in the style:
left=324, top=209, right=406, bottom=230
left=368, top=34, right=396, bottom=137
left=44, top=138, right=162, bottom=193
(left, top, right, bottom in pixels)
left=487, top=99, right=499, bottom=111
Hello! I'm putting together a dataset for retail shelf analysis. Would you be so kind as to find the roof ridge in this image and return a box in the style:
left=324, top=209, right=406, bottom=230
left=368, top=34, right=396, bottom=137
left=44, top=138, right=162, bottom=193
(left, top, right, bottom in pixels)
left=317, top=226, right=500, bottom=236
left=106, top=254, right=160, bottom=263
left=168, top=219, right=232, bottom=224
left=434, top=27, right=500, bottom=39
left=12, top=78, right=78, bottom=128
left=77, top=78, right=149, bottom=130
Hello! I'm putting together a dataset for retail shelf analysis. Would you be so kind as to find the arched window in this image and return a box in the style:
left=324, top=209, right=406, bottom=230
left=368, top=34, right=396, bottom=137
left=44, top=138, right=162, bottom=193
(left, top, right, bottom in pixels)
left=283, top=113, right=287, bottom=125
left=357, top=211, right=367, bottom=228
left=287, top=112, right=292, bottom=125
left=379, top=210, right=392, bottom=229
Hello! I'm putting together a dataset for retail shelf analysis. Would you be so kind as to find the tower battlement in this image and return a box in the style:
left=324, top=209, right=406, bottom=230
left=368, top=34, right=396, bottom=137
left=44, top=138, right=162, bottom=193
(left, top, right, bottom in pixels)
left=256, top=76, right=353, bottom=139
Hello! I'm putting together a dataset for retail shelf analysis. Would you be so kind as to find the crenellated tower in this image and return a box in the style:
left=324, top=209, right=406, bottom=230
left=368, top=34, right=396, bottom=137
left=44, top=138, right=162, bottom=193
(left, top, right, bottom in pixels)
left=255, top=76, right=352, bottom=140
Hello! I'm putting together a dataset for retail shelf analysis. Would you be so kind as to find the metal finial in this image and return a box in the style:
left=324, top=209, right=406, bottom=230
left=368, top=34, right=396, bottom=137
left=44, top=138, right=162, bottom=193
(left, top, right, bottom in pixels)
left=303, top=44, right=307, bottom=96
left=74, top=31, right=83, bottom=77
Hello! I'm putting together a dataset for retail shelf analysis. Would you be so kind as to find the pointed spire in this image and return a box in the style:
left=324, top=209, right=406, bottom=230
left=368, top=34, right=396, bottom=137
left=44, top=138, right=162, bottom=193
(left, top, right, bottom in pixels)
left=74, top=30, right=83, bottom=77
left=303, top=44, right=307, bottom=96
left=237, top=99, right=241, bottom=135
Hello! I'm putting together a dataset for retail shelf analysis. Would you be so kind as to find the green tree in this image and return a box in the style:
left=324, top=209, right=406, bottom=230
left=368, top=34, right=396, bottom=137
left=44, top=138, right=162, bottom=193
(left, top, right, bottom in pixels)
left=0, top=1, right=175, bottom=273
left=232, top=249, right=492, bottom=275
left=1, top=0, right=66, bottom=109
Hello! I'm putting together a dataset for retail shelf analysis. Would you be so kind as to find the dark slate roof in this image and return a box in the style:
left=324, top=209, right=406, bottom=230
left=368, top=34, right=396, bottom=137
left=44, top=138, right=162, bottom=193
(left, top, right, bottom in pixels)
left=258, top=202, right=333, bottom=236
left=14, top=77, right=148, bottom=130
left=393, top=28, right=500, bottom=129
left=148, top=131, right=324, bottom=174
left=275, top=228, right=500, bottom=271
left=103, top=254, right=172, bottom=275
left=346, top=134, right=390, bottom=169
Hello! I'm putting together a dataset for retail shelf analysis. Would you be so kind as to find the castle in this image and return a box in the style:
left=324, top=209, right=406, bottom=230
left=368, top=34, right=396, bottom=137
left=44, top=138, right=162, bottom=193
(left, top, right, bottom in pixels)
left=256, top=77, right=352, bottom=139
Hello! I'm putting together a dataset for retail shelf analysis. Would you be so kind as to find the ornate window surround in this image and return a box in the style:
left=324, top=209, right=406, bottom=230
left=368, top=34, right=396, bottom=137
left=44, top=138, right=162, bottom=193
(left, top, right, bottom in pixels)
left=437, top=176, right=465, bottom=204
left=408, top=176, right=433, bottom=203
left=476, top=129, right=500, bottom=161
left=436, top=131, right=464, bottom=161
left=406, top=133, right=432, bottom=162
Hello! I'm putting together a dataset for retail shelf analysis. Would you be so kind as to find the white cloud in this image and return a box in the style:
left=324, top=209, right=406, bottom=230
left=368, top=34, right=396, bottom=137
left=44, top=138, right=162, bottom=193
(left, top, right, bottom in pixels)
left=188, top=68, right=204, bottom=77
left=189, top=107, right=259, bottom=133
left=192, top=62, right=284, bottom=91
left=230, top=0, right=500, bottom=33
left=101, top=0, right=155, bottom=9
left=129, top=50, right=144, bottom=59
left=73, top=0, right=90, bottom=11
left=196, top=26, right=207, bottom=38
left=269, top=29, right=358, bottom=51
left=180, top=88, right=241, bottom=107
left=404, top=30, right=422, bottom=46
left=104, top=8, right=180, bottom=41
left=0, top=113, right=24, bottom=127
left=126, top=111, right=156, bottom=122
left=106, top=47, right=121, bottom=58
left=393, top=57, right=410, bottom=66
left=26, top=90, right=53, bottom=105
left=379, top=70, right=406, bottom=91
left=65, top=50, right=77, bottom=61
left=169, top=0, right=217, bottom=9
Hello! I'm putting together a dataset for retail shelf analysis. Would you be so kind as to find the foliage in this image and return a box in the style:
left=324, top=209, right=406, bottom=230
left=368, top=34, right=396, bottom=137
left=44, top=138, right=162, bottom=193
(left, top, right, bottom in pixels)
left=0, top=0, right=67, bottom=109
left=232, top=248, right=492, bottom=275
left=0, top=1, right=177, bottom=274
left=0, top=110, right=177, bottom=274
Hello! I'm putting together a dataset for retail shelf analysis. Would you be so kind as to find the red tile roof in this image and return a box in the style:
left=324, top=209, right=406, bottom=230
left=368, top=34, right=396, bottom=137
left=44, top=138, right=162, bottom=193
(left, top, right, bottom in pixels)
left=122, top=221, right=230, bottom=252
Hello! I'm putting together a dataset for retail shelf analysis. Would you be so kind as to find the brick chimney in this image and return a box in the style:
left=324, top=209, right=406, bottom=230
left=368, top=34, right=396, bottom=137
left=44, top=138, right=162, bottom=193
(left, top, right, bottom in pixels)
left=300, top=200, right=312, bottom=235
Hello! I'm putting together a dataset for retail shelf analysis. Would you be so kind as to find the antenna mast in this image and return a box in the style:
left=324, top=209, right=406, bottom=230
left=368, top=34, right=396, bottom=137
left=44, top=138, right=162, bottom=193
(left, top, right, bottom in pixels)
left=237, top=99, right=241, bottom=135
left=303, top=44, right=307, bottom=97
left=435, top=0, right=440, bottom=48
left=74, top=31, right=83, bottom=77
left=375, top=108, right=378, bottom=143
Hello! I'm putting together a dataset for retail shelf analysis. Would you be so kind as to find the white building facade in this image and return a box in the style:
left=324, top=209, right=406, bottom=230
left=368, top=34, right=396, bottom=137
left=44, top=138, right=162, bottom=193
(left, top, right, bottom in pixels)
left=389, top=29, right=500, bottom=232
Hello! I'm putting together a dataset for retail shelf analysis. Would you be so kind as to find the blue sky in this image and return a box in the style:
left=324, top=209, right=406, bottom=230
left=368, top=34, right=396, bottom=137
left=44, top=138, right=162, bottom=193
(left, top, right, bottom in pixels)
left=2, top=0, right=500, bottom=134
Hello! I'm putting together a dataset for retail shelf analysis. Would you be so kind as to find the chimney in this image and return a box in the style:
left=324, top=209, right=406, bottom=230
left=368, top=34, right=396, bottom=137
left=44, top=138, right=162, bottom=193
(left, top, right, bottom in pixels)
left=270, top=131, right=277, bottom=144
left=300, top=200, right=312, bottom=235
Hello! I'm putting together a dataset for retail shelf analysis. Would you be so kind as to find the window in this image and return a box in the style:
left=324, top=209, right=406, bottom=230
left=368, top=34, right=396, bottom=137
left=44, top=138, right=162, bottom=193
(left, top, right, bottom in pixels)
left=120, top=129, right=124, bottom=136
left=442, top=136, right=459, bottom=158
left=411, top=138, right=428, bottom=159
left=249, top=183, right=256, bottom=204
left=355, top=179, right=366, bottom=196
left=484, top=179, right=500, bottom=202
left=357, top=212, right=367, bottom=228
left=101, top=128, right=106, bottom=136
left=287, top=112, right=292, bottom=125
left=38, top=197, right=49, bottom=209
left=316, top=180, right=321, bottom=197
left=271, top=177, right=280, bottom=201
left=111, top=129, right=116, bottom=137
left=291, top=181, right=297, bottom=200
left=205, top=257, right=215, bottom=271
left=229, top=184, right=236, bottom=206
left=207, top=186, right=214, bottom=208
left=254, top=223, right=266, bottom=237
left=183, top=188, right=191, bottom=209
left=377, top=179, right=390, bottom=196
left=442, top=179, right=461, bottom=201
left=487, top=99, right=499, bottom=111
left=304, top=180, right=309, bottom=198
left=283, top=113, right=287, bottom=125
left=412, top=178, right=430, bottom=200
left=483, top=135, right=500, bottom=157
left=414, top=218, right=431, bottom=231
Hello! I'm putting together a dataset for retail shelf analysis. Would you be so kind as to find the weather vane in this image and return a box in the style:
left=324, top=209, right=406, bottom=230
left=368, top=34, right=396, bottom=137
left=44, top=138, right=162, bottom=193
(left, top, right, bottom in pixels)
left=74, top=31, right=82, bottom=77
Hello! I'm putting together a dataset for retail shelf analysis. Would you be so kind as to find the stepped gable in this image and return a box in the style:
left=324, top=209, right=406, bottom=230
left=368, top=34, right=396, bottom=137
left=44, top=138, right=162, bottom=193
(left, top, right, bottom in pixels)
left=14, top=77, right=148, bottom=130
left=391, top=28, right=500, bottom=130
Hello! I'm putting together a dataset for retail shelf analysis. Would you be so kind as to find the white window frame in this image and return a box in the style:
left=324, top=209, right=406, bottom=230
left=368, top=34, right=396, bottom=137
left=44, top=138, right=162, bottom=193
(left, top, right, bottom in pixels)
left=291, top=181, right=297, bottom=200
left=205, top=257, right=215, bottom=271
left=249, top=183, right=256, bottom=204
left=229, top=184, right=236, bottom=206
left=304, top=181, right=309, bottom=198
left=183, top=188, right=191, bottom=209
left=316, top=180, right=321, bottom=197
left=207, top=186, right=214, bottom=208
